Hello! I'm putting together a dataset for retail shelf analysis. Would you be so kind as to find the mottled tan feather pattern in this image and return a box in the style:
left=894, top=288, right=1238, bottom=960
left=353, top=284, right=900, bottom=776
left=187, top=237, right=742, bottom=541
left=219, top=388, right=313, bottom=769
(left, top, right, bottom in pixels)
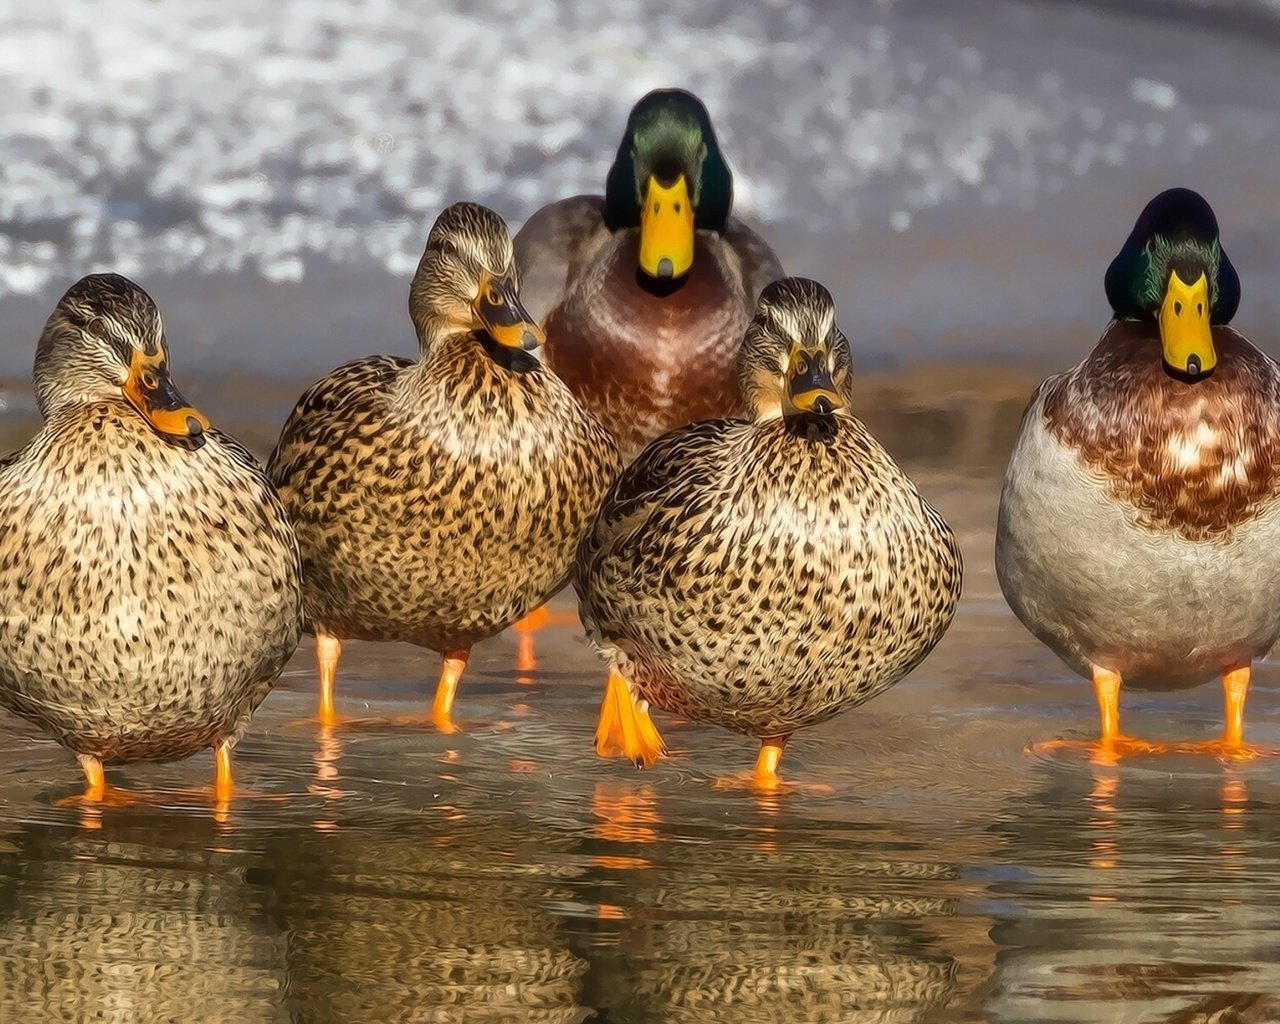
left=1042, top=320, right=1280, bottom=541
left=574, top=278, right=962, bottom=738
left=268, top=335, right=621, bottom=652
left=0, top=407, right=302, bottom=763
left=577, top=416, right=961, bottom=735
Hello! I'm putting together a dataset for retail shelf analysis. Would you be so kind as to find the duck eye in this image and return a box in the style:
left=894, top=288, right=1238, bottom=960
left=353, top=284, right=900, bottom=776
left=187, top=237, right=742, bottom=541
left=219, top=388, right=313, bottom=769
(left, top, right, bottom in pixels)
left=142, top=372, right=158, bottom=390
left=87, top=317, right=106, bottom=338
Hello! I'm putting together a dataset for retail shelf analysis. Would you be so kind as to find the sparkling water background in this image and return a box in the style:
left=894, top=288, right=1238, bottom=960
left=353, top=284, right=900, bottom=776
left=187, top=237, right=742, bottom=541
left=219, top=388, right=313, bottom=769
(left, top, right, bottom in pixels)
left=1, top=0, right=1279, bottom=384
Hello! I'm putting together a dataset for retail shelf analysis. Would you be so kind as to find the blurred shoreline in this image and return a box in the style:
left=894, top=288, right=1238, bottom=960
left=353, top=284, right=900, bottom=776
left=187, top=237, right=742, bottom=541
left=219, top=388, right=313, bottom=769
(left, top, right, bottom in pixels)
left=0, top=357, right=1040, bottom=477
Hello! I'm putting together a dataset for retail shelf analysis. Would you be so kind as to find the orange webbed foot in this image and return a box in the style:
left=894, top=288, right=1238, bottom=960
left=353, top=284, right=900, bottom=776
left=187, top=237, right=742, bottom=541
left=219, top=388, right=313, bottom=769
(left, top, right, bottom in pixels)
left=711, top=774, right=834, bottom=795
left=389, top=709, right=464, bottom=733
left=595, top=669, right=666, bottom=768
left=54, top=784, right=161, bottom=810
left=284, top=708, right=359, bottom=730
left=711, top=737, right=832, bottom=794
left=1029, top=735, right=1162, bottom=765
left=1173, top=738, right=1278, bottom=762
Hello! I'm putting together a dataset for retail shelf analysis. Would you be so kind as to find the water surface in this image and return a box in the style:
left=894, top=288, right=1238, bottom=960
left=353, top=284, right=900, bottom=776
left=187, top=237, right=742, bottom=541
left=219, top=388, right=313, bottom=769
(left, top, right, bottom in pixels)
left=2, top=389, right=1278, bottom=1022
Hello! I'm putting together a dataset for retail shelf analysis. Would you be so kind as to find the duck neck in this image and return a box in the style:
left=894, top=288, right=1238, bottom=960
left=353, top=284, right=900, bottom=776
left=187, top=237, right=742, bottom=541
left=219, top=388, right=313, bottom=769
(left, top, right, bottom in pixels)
left=413, top=313, right=472, bottom=361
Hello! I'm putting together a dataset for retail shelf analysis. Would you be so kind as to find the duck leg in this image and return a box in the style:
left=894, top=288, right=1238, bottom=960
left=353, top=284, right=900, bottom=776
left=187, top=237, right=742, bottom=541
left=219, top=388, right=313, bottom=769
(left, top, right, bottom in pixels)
left=1177, top=666, right=1273, bottom=760
left=713, top=735, right=834, bottom=794
left=316, top=632, right=343, bottom=726
left=513, top=605, right=580, bottom=678
left=390, top=649, right=472, bottom=731
left=1032, top=666, right=1156, bottom=762
left=753, top=736, right=787, bottom=787
left=430, top=649, right=469, bottom=732
left=77, top=753, right=106, bottom=802
left=215, top=741, right=234, bottom=801
left=595, top=668, right=666, bottom=767
left=55, top=755, right=152, bottom=810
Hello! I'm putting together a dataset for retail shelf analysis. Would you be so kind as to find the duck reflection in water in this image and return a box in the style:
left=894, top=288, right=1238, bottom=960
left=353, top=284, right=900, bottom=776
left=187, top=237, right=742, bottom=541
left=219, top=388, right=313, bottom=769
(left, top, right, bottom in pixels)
left=257, top=806, right=591, bottom=1023
left=988, top=759, right=1280, bottom=1023
left=579, top=779, right=986, bottom=1023
left=0, top=816, right=290, bottom=1024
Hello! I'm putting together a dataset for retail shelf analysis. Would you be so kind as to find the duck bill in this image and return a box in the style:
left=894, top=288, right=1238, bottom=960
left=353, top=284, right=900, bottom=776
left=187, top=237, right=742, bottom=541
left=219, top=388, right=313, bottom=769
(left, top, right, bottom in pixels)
left=1159, top=269, right=1216, bottom=377
left=122, top=349, right=211, bottom=443
left=474, top=277, right=544, bottom=351
left=785, top=349, right=845, bottom=416
left=638, top=173, right=695, bottom=280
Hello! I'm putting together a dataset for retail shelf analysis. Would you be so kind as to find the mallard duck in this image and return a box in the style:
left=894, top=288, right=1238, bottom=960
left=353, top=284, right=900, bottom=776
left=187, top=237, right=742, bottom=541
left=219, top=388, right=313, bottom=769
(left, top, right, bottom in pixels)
left=267, top=202, right=621, bottom=729
left=514, top=88, right=784, bottom=457
left=996, top=187, right=1280, bottom=760
left=0, top=273, right=302, bottom=803
left=574, top=277, right=963, bottom=787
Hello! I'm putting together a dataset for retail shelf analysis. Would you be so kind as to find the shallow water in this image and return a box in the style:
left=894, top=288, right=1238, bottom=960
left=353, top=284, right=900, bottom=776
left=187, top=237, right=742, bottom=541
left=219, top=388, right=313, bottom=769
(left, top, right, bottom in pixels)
left=3, top=389, right=1280, bottom=1022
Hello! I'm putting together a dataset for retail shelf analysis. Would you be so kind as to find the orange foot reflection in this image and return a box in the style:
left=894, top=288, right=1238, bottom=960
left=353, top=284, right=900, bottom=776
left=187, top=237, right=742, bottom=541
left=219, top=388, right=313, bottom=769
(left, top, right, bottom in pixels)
left=591, top=780, right=660, bottom=875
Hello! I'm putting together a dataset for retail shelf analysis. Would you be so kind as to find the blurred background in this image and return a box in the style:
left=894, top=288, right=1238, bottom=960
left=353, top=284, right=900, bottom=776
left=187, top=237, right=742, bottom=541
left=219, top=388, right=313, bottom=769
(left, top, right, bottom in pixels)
left=2, top=0, right=1279, bottom=411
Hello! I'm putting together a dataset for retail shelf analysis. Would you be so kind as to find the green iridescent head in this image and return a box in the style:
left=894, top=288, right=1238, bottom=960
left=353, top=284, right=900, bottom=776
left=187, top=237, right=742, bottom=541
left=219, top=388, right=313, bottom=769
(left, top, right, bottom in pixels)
left=1104, top=188, right=1240, bottom=378
left=602, top=89, right=733, bottom=281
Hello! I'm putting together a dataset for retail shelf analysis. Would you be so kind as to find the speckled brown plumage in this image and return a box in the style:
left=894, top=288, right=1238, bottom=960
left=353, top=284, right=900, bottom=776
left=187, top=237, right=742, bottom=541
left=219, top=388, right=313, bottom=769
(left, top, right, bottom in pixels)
left=267, top=203, right=620, bottom=718
left=1042, top=320, right=1280, bottom=542
left=0, top=274, right=302, bottom=771
left=270, top=337, right=618, bottom=649
left=574, top=278, right=962, bottom=766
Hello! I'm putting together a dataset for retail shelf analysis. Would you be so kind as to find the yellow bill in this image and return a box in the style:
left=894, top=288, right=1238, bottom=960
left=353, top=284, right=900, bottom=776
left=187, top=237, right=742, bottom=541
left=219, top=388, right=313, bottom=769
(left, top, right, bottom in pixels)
left=122, top=348, right=211, bottom=442
left=1159, top=269, right=1216, bottom=377
left=473, top=276, right=544, bottom=351
left=639, top=174, right=695, bottom=280
left=785, top=347, right=844, bottom=416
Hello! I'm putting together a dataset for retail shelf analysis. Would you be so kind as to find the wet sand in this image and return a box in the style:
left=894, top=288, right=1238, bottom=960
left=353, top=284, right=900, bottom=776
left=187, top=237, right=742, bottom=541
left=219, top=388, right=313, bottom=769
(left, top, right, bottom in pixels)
left=2, top=379, right=1279, bottom=1022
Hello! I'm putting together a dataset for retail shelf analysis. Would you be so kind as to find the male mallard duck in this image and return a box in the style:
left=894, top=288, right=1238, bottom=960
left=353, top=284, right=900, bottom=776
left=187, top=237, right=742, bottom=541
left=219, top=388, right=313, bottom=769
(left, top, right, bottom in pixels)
left=514, top=88, right=784, bottom=457
left=574, top=278, right=963, bottom=787
left=0, top=274, right=302, bottom=802
left=996, top=187, right=1280, bottom=759
left=268, top=202, right=621, bottom=729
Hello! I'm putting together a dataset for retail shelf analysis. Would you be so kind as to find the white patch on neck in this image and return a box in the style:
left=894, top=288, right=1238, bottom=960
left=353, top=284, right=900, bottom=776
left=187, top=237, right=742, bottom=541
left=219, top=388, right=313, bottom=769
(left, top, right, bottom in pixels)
left=1166, top=419, right=1218, bottom=471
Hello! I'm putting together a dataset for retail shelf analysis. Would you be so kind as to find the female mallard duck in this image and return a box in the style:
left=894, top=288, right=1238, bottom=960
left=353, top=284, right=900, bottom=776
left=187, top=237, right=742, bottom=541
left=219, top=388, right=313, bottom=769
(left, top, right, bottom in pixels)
left=996, top=187, right=1280, bottom=760
left=574, top=277, right=963, bottom=787
left=0, top=274, right=302, bottom=803
left=268, top=202, right=621, bottom=730
left=514, top=88, right=784, bottom=457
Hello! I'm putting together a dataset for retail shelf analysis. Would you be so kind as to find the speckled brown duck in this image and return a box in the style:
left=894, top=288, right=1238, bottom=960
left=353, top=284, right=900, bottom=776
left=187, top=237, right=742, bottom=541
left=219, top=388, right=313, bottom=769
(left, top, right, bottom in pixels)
left=514, top=88, right=784, bottom=458
left=0, top=273, right=302, bottom=803
left=996, top=188, right=1280, bottom=762
left=268, top=202, right=621, bottom=730
left=574, top=277, right=963, bottom=787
